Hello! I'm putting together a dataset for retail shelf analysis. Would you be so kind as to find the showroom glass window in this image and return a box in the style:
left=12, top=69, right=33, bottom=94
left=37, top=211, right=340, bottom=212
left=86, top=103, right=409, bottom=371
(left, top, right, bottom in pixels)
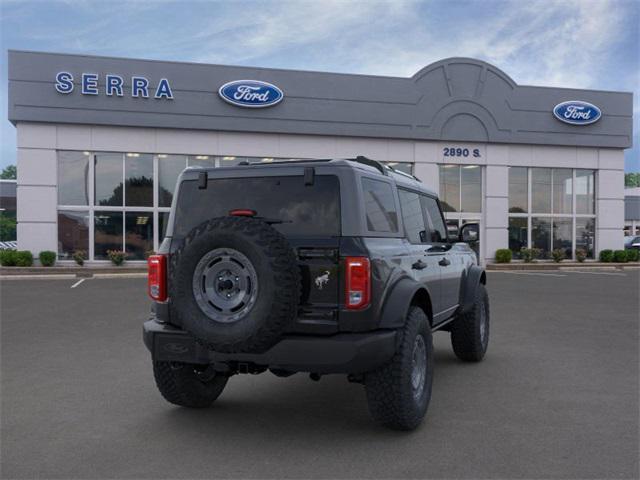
left=438, top=164, right=482, bottom=241
left=56, top=153, right=325, bottom=261
left=507, top=168, right=596, bottom=259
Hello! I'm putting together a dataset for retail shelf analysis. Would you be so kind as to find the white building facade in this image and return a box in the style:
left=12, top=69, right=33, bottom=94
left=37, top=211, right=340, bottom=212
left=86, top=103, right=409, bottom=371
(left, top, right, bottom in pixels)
left=8, top=51, right=633, bottom=264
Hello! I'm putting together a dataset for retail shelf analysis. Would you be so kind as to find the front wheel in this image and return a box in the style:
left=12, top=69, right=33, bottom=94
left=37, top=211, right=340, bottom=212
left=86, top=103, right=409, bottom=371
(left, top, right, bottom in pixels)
left=364, top=306, right=433, bottom=430
left=153, top=361, right=228, bottom=408
left=450, top=283, right=489, bottom=362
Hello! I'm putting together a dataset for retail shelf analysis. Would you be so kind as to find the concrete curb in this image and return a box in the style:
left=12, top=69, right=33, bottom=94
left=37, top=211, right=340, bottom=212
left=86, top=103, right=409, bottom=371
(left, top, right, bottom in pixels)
left=487, top=262, right=639, bottom=271
left=0, top=266, right=146, bottom=276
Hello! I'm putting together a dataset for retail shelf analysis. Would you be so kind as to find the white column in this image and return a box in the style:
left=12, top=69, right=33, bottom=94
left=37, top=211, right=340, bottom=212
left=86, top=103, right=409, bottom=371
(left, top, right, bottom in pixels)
left=16, top=123, right=58, bottom=257
left=484, top=165, right=509, bottom=263
left=596, top=149, right=625, bottom=252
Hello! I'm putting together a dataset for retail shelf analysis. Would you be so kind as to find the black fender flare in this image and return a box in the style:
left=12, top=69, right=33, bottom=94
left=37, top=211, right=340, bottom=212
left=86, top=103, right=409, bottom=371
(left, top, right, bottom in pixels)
left=459, top=265, right=486, bottom=314
left=379, top=277, right=433, bottom=329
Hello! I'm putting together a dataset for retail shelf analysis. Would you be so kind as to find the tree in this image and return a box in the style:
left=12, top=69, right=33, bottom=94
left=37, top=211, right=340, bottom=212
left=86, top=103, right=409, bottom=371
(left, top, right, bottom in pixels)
left=1, top=165, right=16, bottom=179
left=625, top=173, right=640, bottom=188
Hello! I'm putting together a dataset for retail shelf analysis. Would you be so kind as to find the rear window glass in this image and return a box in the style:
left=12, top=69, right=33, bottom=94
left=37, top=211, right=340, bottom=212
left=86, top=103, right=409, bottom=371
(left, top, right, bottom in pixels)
left=173, top=175, right=340, bottom=237
left=361, top=177, right=398, bottom=233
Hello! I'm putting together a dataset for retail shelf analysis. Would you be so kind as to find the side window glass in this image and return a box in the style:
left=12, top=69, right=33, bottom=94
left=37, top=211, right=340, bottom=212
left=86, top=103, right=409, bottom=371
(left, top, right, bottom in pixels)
left=398, top=189, right=427, bottom=243
left=361, top=177, right=398, bottom=233
left=421, top=195, right=448, bottom=243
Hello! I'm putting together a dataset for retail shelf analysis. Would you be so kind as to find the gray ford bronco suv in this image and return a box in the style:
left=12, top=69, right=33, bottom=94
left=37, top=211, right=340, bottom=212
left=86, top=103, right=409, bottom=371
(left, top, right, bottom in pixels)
left=143, top=156, right=489, bottom=430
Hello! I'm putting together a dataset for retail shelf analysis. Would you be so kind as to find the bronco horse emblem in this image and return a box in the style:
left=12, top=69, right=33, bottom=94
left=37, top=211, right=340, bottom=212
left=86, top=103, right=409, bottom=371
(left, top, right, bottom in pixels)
left=314, top=271, right=330, bottom=290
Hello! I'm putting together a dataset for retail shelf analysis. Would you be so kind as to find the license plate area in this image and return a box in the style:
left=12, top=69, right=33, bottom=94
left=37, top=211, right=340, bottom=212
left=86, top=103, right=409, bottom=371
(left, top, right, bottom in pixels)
left=154, top=333, right=198, bottom=362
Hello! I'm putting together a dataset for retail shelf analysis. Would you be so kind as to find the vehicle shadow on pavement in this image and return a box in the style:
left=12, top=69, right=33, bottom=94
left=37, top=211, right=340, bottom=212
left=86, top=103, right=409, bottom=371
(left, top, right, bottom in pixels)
left=140, top=347, right=464, bottom=437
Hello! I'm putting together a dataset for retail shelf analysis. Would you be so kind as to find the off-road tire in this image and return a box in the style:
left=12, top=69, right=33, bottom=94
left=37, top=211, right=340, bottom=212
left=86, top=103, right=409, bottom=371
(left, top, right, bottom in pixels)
left=451, top=283, right=489, bottom=362
left=364, top=306, right=433, bottom=430
left=153, top=361, right=228, bottom=408
left=169, top=216, right=300, bottom=353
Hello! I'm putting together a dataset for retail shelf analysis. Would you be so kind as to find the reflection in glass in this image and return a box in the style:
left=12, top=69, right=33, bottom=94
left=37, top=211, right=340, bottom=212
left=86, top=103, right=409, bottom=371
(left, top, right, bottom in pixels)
left=58, top=210, right=89, bottom=259
left=362, top=178, right=398, bottom=233
left=94, top=211, right=123, bottom=259
left=125, top=212, right=153, bottom=260
left=552, top=217, right=572, bottom=258
left=95, top=153, right=123, bottom=206
left=531, top=217, right=551, bottom=258
left=439, top=165, right=460, bottom=212
left=508, top=217, right=527, bottom=258
left=576, top=218, right=595, bottom=258
left=398, top=190, right=426, bottom=243
left=552, top=169, right=572, bottom=214
left=58, top=151, right=90, bottom=205
left=187, top=155, right=215, bottom=168
left=461, top=165, right=481, bottom=213
left=125, top=153, right=153, bottom=207
left=576, top=170, right=595, bottom=214
left=508, top=167, right=528, bottom=213
left=159, top=155, right=186, bottom=207
left=531, top=168, right=551, bottom=213
left=159, top=212, right=171, bottom=242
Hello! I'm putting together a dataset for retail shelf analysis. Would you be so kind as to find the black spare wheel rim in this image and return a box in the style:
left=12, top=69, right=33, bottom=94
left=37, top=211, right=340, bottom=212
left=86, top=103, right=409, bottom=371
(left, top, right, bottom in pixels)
left=192, top=248, right=259, bottom=323
left=169, top=216, right=300, bottom=354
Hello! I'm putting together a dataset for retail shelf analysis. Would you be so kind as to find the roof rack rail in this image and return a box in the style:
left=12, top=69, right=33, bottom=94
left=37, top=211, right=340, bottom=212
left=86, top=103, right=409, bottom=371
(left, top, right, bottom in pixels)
left=386, top=166, right=422, bottom=183
left=353, top=156, right=387, bottom=175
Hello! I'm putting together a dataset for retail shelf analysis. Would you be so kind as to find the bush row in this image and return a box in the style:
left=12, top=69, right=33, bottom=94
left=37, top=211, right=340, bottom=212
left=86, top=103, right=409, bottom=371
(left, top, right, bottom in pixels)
left=495, top=248, right=640, bottom=263
left=599, top=249, right=639, bottom=263
left=0, top=249, right=155, bottom=267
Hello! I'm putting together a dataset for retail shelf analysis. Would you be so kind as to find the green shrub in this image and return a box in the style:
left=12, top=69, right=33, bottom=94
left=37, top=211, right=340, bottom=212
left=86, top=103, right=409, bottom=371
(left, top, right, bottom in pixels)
left=520, top=247, right=542, bottom=263
left=575, top=249, right=587, bottom=263
left=15, top=250, right=34, bottom=267
left=551, top=249, right=565, bottom=263
left=72, top=250, right=87, bottom=266
left=107, top=250, right=127, bottom=266
left=626, top=249, right=639, bottom=262
left=495, top=249, right=512, bottom=263
left=39, top=250, right=56, bottom=267
left=0, top=249, right=17, bottom=266
left=599, top=249, right=614, bottom=262
left=520, top=248, right=533, bottom=263
left=144, top=249, right=155, bottom=260
left=613, top=250, right=628, bottom=263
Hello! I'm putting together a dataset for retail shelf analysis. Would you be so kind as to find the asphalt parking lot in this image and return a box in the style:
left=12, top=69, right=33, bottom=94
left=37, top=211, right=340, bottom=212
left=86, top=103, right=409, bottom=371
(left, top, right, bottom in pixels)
left=1, top=270, right=638, bottom=479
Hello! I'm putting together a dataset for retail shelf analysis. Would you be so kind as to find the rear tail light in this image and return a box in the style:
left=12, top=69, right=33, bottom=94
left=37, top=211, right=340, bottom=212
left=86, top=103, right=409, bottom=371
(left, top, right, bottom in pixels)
left=148, top=254, right=167, bottom=302
left=345, top=257, right=370, bottom=310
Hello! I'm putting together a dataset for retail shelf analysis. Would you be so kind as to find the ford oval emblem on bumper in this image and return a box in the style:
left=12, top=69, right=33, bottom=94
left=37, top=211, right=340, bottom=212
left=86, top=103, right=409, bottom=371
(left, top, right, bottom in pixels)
left=553, top=100, right=601, bottom=125
left=218, top=80, right=284, bottom=108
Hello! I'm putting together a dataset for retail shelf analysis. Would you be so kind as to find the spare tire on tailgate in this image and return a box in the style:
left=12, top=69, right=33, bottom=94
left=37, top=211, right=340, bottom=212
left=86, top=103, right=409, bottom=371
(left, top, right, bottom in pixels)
left=169, top=216, right=300, bottom=353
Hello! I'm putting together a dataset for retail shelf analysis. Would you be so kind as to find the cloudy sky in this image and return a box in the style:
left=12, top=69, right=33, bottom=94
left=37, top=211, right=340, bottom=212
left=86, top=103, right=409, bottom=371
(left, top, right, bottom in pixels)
left=1, top=0, right=638, bottom=171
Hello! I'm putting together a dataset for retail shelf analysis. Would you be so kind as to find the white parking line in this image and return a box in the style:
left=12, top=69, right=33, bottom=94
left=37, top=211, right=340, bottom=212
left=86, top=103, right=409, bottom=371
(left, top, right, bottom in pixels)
left=566, top=270, right=626, bottom=276
left=70, top=278, right=86, bottom=288
left=490, top=271, right=566, bottom=277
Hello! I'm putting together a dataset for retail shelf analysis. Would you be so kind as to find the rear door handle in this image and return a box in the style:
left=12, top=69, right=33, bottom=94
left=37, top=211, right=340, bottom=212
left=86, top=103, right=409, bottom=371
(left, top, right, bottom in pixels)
left=412, top=260, right=427, bottom=270
left=438, top=257, right=451, bottom=267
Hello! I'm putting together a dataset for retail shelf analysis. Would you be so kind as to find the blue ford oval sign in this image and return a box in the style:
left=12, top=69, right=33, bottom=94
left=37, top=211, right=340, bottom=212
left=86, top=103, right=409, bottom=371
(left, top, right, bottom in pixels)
left=218, top=80, right=284, bottom=108
left=553, top=100, right=601, bottom=125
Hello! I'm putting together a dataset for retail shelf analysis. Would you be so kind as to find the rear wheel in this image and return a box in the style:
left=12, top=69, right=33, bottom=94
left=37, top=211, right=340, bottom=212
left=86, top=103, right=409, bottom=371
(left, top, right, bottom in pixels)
left=364, top=306, right=433, bottom=430
left=153, top=361, right=228, bottom=408
left=450, top=283, right=489, bottom=362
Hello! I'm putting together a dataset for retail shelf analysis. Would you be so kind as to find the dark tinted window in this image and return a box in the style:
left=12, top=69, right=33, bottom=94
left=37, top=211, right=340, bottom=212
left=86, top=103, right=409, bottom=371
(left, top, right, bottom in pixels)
left=174, top=175, right=340, bottom=237
left=421, top=196, right=447, bottom=243
left=361, top=178, right=398, bottom=233
left=398, top=189, right=426, bottom=243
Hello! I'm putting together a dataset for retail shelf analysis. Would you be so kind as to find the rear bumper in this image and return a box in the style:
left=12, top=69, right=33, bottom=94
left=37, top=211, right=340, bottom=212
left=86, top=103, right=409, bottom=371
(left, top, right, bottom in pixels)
left=143, top=319, right=397, bottom=374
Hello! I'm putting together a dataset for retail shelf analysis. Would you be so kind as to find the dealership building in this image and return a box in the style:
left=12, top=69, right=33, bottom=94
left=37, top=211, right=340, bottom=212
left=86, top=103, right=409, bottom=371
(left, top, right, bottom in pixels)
left=7, top=50, right=633, bottom=264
